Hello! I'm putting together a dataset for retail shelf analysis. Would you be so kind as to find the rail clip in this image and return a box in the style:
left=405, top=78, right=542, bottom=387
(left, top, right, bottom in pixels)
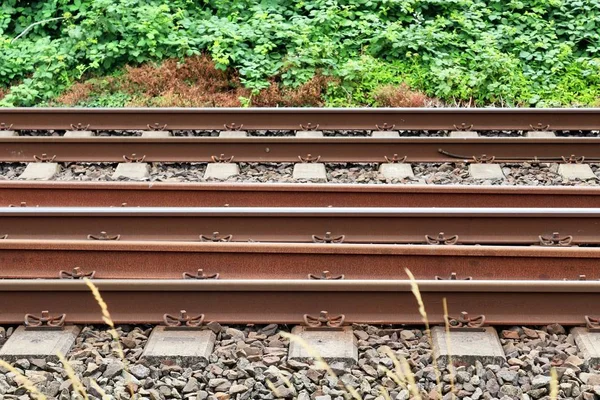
left=538, top=232, right=573, bottom=247
left=224, top=123, right=243, bottom=131
left=308, top=270, right=344, bottom=280
left=59, top=267, right=96, bottom=279
left=70, top=123, right=90, bottom=131
left=25, top=310, right=66, bottom=330
left=299, top=123, right=319, bottom=131
left=375, top=123, right=395, bottom=131
left=183, top=269, right=219, bottom=280
left=303, top=311, right=345, bottom=331
left=123, top=154, right=146, bottom=163
left=88, top=231, right=121, bottom=241
left=298, top=154, right=321, bottom=163
left=0, top=123, right=13, bottom=131
left=562, top=155, right=584, bottom=164
left=472, top=154, right=495, bottom=164
left=147, top=123, right=168, bottom=131
left=200, top=232, right=232, bottom=242
left=384, top=154, right=407, bottom=164
left=448, top=311, right=486, bottom=332
left=426, top=232, right=458, bottom=245
left=9, top=202, right=34, bottom=207
left=33, top=153, right=56, bottom=163
left=435, top=272, right=472, bottom=280
left=312, top=232, right=345, bottom=244
left=211, top=154, right=235, bottom=163
left=530, top=123, right=550, bottom=132
left=585, top=316, right=600, bottom=332
left=453, top=123, right=473, bottom=131
left=163, top=310, right=205, bottom=330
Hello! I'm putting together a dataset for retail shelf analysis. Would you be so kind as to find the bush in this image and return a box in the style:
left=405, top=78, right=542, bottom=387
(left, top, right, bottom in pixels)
left=1, top=0, right=599, bottom=106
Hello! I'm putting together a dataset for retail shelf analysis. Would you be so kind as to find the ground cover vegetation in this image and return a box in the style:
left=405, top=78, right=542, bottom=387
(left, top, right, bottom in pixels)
left=0, top=0, right=599, bottom=107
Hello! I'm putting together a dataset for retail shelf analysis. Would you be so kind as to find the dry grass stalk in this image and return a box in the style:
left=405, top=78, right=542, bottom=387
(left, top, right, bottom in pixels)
left=90, top=380, right=111, bottom=400
left=0, top=360, right=48, bottom=399
left=443, top=298, right=456, bottom=399
left=550, top=367, right=558, bottom=399
left=381, top=348, right=409, bottom=387
left=405, top=268, right=442, bottom=392
left=279, top=332, right=362, bottom=399
left=265, top=379, right=281, bottom=397
left=83, top=278, right=135, bottom=397
left=399, top=357, right=422, bottom=400
left=57, top=352, right=89, bottom=400
left=379, top=387, right=393, bottom=400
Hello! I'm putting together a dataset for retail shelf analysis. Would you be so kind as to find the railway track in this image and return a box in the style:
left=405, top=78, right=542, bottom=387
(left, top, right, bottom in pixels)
left=1, top=107, right=599, bottom=130
left=1, top=108, right=600, bottom=164
left=2, top=136, right=600, bottom=163
left=1, top=107, right=600, bottom=328
left=1, top=182, right=600, bottom=208
left=0, top=279, right=597, bottom=325
left=1, top=240, right=599, bottom=280
left=1, top=207, right=598, bottom=245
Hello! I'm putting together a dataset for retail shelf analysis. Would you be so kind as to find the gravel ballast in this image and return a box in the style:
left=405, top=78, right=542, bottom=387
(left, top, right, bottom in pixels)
left=15, top=130, right=600, bottom=138
left=0, top=323, right=596, bottom=400
left=1, top=162, right=599, bottom=186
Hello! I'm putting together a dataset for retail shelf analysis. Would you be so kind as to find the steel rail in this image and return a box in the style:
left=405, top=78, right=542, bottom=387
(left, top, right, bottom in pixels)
left=2, top=137, right=600, bottom=163
left=1, top=207, right=600, bottom=244
left=2, top=182, right=600, bottom=208
left=0, top=279, right=598, bottom=325
left=1, top=107, right=600, bottom=130
left=1, top=240, right=600, bottom=280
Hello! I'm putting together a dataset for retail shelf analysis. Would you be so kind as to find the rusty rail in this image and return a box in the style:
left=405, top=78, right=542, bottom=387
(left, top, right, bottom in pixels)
left=1, top=240, right=599, bottom=280
left=1, top=207, right=599, bottom=245
left=2, top=136, right=600, bottom=163
left=2, top=182, right=600, bottom=207
left=0, top=279, right=598, bottom=325
left=1, top=107, right=600, bottom=130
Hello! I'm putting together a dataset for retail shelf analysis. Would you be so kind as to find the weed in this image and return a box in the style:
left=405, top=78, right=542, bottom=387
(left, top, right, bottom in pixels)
left=373, top=84, right=431, bottom=108
left=2, top=1, right=600, bottom=106
left=405, top=268, right=442, bottom=392
left=0, top=360, right=47, bottom=399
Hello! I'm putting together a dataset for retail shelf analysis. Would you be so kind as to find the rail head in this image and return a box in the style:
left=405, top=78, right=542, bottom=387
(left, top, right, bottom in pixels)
left=3, top=206, right=600, bottom=217
left=3, top=279, right=600, bottom=293
left=1, top=107, right=600, bottom=130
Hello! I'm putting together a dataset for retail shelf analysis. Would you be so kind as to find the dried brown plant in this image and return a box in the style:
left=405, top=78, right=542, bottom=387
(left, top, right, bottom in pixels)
left=373, top=83, right=431, bottom=107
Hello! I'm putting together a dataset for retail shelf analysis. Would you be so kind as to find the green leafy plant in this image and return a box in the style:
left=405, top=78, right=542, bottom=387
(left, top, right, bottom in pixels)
left=1, top=0, right=599, bottom=106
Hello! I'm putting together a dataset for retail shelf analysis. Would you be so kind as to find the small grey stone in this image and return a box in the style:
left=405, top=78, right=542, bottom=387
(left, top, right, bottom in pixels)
left=183, top=377, right=199, bottom=393
left=354, top=330, right=369, bottom=341
left=229, top=384, right=248, bottom=394
left=497, top=369, right=518, bottom=384
left=298, top=391, right=311, bottom=400
left=486, top=379, right=500, bottom=395
left=531, top=375, right=551, bottom=389
left=500, top=384, right=522, bottom=397
left=527, top=388, right=547, bottom=399
left=207, top=321, right=223, bottom=334
left=130, top=364, right=150, bottom=379
left=103, top=361, right=124, bottom=379
left=587, top=374, right=600, bottom=386
left=14, top=359, right=30, bottom=369
left=273, top=385, right=296, bottom=398
left=225, top=327, right=245, bottom=340
left=546, top=323, right=565, bottom=335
